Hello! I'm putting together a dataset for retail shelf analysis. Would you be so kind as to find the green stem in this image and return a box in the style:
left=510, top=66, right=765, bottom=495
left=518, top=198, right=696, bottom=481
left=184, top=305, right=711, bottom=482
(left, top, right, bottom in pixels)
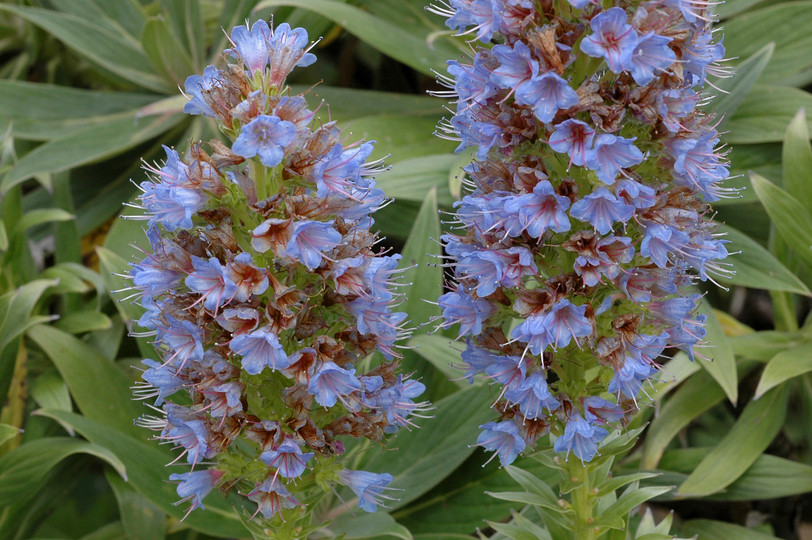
left=770, top=290, right=798, bottom=332
left=569, top=459, right=597, bottom=540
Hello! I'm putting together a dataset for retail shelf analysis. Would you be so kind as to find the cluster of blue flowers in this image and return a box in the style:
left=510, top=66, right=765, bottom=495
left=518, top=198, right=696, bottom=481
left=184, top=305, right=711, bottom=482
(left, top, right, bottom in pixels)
left=429, top=0, right=731, bottom=465
left=126, top=20, right=428, bottom=523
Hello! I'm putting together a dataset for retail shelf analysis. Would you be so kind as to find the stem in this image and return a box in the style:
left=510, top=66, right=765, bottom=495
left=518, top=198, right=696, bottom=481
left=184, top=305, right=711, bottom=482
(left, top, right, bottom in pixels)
left=569, top=458, right=597, bottom=540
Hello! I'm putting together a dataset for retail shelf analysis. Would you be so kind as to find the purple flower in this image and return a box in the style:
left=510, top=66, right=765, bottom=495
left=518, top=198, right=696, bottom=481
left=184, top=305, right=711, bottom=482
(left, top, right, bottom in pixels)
left=229, top=327, right=291, bottom=375
left=511, top=314, right=553, bottom=356
left=608, top=352, right=654, bottom=400
left=476, top=420, right=526, bottom=466
left=233, top=114, right=297, bottom=167
left=260, top=437, right=314, bottom=478
left=312, top=143, right=374, bottom=199
left=569, top=187, right=635, bottom=234
left=226, top=253, right=269, bottom=302
left=518, top=72, right=579, bottom=123
left=363, top=254, right=402, bottom=302
left=629, top=33, right=677, bottom=85
left=548, top=119, right=596, bottom=168
left=139, top=182, right=207, bottom=231
left=286, top=220, right=342, bottom=270
left=585, top=134, right=644, bottom=184
left=160, top=317, right=205, bottom=369
left=339, top=469, right=396, bottom=512
left=437, top=285, right=496, bottom=337
left=162, top=404, right=215, bottom=465
left=228, top=20, right=270, bottom=74
left=308, top=362, right=362, bottom=408
left=553, top=412, right=608, bottom=462
left=580, top=7, right=639, bottom=73
left=582, top=396, right=625, bottom=424
left=641, top=222, right=689, bottom=268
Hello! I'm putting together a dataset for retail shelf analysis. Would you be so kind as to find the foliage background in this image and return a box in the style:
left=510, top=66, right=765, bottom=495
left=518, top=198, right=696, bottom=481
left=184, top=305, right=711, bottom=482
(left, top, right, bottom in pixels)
left=0, top=0, right=810, bottom=538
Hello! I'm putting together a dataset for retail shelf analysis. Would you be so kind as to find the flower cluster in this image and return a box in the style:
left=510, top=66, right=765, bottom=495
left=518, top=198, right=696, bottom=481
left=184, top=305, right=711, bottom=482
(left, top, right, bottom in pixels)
left=429, top=0, right=731, bottom=464
left=126, top=20, right=428, bottom=523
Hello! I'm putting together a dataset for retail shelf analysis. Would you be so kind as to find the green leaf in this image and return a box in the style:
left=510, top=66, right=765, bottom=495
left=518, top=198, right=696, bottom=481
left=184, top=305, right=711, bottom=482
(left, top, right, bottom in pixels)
left=0, top=5, right=169, bottom=93
left=351, top=384, right=495, bottom=510
left=409, top=334, right=469, bottom=388
left=0, top=82, right=156, bottom=123
left=487, top=511, right=553, bottom=540
left=377, top=155, right=456, bottom=207
left=319, top=511, right=412, bottom=539
left=0, top=437, right=127, bottom=508
left=292, top=85, right=443, bottom=123
left=680, top=519, right=780, bottom=540
left=750, top=172, right=812, bottom=271
left=30, top=371, right=72, bottom=414
left=0, top=279, right=58, bottom=353
left=254, top=0, right=462, bottom=77
left=714, top=43, right=774, bottom=127
left=0, top=424, right=19, bottom=447
left=1, top=114, right=183, bottom=193
left=503, top=465, right=560, bottom=507
left=53, top=311, right=112, bottom=334
left=597, top=486, right=674, bottom=532
left=720, top=452, right=812, bottom=500
left=158, top=0, right=204, bottom=70
left=729, top=331, right=806, bottom=361
left=595, top=472, right=661, bottom=498
left=783, top=107, right=812, bottom=214
left=26, top=324, right=143, bottom=438
left=755, top=342, right=812, bottom=397
left=719, top=224, right=811, bottom=295
left=695, top=298, right=737, bottom=405
left=140, top=16, right=195, bottom=86
left=106, top=471, right=166, bottom=540
left=0, top=222, right=7, bottom=252
left=400, top=188, right=442, bottom=328
left=35, top=409, right=249, bottom=537
left=486, top=491, right=567, bottom=513
left=727, top=86, right=812, bottom=144
left=642, top=371, right=726, bottom=469
left=13, top=208, right=74, bottom=234
left=676, top=385, right=789, bottom=497
left=722, top=1, right=812, bottom=86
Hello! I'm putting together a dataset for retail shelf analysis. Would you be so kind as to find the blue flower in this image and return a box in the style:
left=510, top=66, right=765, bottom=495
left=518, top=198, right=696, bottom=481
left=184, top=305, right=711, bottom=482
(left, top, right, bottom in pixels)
left=491, top=40, right=538, bottom=90
left=247, top=477, right=299, bottom=519
left=169, top=469, right=223, bottom=516
left=506, top=179, right=571, bottom=237
left=569, top=187, right=635, bottom=235
left=308, top=362, right=362, bottom=407
left=260, top=437, right=314, bottom=478
left=339, top=469, right=396, bottom=512
left=229, top=327, right=291, bottom=375
left=183, top=65, right=220, bottom=117
left=553, top=412, right=608, bottom=462
left=460, top=341, right=497, bottom=383
left=543, top=299, right=592, bottom=349
left=185, top=256, right=237, bottom=311
left=518, top=72, right=579, bottom=123
left=476, top=420, right=526, bottom=466
left=267, top=23, right=317, bottom=87
left=505, top=372, right=560, bottom=419
left=232, top=114, right=297, bottom=167
left=437, top=285, right=495, bottom=337
left=548, top=119, right=596, bottom=168
left=629, top=33, right=677, bottom=85
left=137, top=359, right=184, bottom=405
left=580, top=7, right=639, bottom=73
left=139, top=182, right=206, bottom=231
left=286, top=220, right=342, bottom=270
left=228, top=20, right=270, bottom=74
left=456, top=250, right=505, bottom=297
left=511, top=314, right=552, bottom=356
left=444, top=0, right=502, bottom=43
left=585, top=134, right=644, bottom=184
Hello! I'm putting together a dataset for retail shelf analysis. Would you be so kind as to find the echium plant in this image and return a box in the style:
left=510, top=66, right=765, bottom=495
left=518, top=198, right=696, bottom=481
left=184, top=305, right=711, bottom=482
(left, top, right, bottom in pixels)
left=122, top=20, right=429, bottom=536
left=430, top=0, right=731, bottom=536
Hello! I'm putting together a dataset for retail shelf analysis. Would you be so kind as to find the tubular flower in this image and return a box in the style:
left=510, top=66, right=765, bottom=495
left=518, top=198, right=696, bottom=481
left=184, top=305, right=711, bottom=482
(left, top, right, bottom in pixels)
left=126, top=20, right=428, bottom=525
left=430, top=0, right=731, bottom=464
